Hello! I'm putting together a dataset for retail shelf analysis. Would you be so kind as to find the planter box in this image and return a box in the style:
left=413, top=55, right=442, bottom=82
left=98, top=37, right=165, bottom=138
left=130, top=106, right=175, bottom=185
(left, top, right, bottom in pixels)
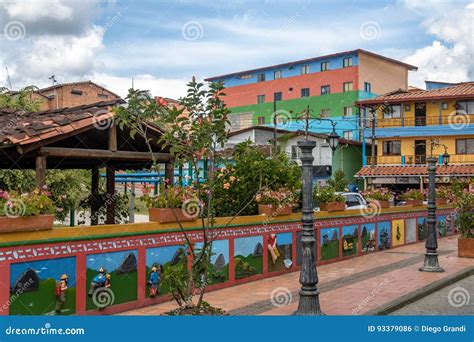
left=405, top=199, right=423, bottom=206
left=368, top=200, right=390, bottom=208
left=458, top=238, right=474, bottom=258
left=436, top=198, right=448, bottom=205
left=320, top=201, right=345, bottom=212
left=149, top=208, right=197, bottom=224
left=0, top=215, right=54, bottom=233
left=258, top=204, right=292, bottom=216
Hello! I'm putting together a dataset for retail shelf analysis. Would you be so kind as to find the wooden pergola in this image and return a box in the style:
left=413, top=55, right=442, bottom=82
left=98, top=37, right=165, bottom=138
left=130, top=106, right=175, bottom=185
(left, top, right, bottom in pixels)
left=0, top=99, right=174, bottom=225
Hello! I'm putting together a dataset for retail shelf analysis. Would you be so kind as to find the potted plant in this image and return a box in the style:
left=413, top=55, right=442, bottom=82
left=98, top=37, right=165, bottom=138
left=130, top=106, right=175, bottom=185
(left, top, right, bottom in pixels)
left=256, top=187, right=296, bottom=216
left=455, top=189, right=474, bottom=258
left=0, top=189, right=55, bottom=233
left=434, top=186, right=451, bottom=205
left=362, top=188, right=392, bottom=208
left=143, top=184, right=200, bottom=223
left=400, top=189, right=424, bottom=206
left=313, top=186, right=345, bottom=212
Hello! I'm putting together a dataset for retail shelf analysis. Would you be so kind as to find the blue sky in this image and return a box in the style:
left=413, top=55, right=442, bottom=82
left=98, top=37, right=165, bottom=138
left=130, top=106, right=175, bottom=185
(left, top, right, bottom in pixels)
left=0, top=0, right=472, bottom=98
left=87, top=250, right=137, bottom=271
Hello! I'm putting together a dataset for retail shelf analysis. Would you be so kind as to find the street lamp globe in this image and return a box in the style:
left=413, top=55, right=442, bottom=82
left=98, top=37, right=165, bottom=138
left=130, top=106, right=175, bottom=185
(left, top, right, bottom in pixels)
left=442, top=151, right=450, bottom=166
left=328, top=130, right=340, bottom=153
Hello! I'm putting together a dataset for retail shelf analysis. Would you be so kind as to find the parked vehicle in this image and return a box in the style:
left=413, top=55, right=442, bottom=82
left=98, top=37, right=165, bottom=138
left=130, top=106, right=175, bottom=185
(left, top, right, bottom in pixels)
left=314, top=192, right=368, bottom=211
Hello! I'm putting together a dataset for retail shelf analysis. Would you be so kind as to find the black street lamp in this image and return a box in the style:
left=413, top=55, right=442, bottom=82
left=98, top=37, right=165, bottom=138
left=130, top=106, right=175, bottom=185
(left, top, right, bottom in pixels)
left=294, top=140, right=324, bottom=315
left=419, top=139, right=449, bottom=273
left=328, top=126, right=340, bottom=154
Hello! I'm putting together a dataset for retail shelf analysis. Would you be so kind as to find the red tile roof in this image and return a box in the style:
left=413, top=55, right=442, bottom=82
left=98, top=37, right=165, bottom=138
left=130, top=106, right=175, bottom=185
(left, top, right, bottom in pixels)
left=356, top=164, right=474, bottom=177
left=356, top=82, right=474, bottom=105
left=0, top=99, right=124, bottom=147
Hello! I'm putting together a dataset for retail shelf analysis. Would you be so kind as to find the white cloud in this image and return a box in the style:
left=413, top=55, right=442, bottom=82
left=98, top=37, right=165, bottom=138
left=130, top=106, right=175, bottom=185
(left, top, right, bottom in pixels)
left=403, top=1, right=474, bottom=87
left=4, top=0, right=73, bottom=22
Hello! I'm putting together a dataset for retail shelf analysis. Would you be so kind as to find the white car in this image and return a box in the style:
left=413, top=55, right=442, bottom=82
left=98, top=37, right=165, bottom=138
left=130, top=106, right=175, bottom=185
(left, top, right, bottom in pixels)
left=337, top=192, right=368, bottom=210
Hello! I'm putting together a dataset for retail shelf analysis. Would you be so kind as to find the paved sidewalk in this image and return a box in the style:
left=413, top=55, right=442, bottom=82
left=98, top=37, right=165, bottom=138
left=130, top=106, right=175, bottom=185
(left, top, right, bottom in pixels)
left=119, top=236, right=473, bottom=316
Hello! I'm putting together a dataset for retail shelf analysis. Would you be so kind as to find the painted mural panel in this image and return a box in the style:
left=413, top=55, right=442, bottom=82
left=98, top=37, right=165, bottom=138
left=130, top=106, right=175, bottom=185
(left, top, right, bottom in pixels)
left=10, top=257, right=76, bottom=315
left=406, top=218, right=417, bottom=243
left=360, top=223, right=376, bottom=253
left=194, top=240, right=230, bottom=284
left=341, top=225, right=358, bottom=257
left=234, top=236, right=263, bottom=279
left=377, top=221, right=391, bottom=250
left=267, top=232, right=293, bottom=272
left=145, top=245, right=187, bottom=298
left=417, top=217, right=427, bottom=241
left=86, top=250, right=138, bottom=310
left=392, top=219, right=405, bottom=247
left=320, top=227, right=340, bottom=260
left=437, top=215, right=447, bottom=237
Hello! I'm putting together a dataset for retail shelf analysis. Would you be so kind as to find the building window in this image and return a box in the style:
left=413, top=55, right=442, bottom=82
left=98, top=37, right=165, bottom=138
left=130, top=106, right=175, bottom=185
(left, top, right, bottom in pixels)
left=98, top=93, right=108, bottom=99
left=238, top=74, right=253, bottom=79
left=404, top=104, right=411, bottom=112
left=456, top=138, right=474, bottom=154
left=71, top=89, right=83, bottom=96
left=321, top=85, right=330, bottom=95
left=257, top=95, right=265, bottom=104
left=274, top=70, right=282, bottom=79
left=343, top=106, right=353, bottom=116
left=257, top=73, right=265, bottom=82
left=321, top=108, right=330, bottom=118
left=457, top=100, right=474, bottom=114
left=301, top=88, right=310, bottom=97
left=383, top=140, right=401, bottom=156
left=441, top=102, right=448, bottom=110
left=321, top=62, right=329, bottom=71
left=343, top=131, right=353, bottom=140
left=274, top=92, right=282, bottom=101
left=257, top=116, right=266, bottom=125
left=301, top=65, right=310, bottom=75
left=343, top=82, right=353, bottom=92
left=384, top=105, right=402, bottom=119
left=364, top=82, right=371, bottom=93
left=343, top=57, right=353, bottom=68
left=291, top=145, right=299, bottom=160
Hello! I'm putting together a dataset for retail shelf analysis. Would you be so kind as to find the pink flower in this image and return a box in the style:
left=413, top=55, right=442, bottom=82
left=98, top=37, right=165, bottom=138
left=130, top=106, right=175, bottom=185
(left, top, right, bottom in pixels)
left=223, top=183, right=230, bottom=190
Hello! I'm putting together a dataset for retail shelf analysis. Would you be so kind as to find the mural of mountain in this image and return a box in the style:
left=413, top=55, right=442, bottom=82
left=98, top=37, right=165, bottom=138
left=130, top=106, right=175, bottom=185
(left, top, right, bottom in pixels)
left=253, top=242, right=263, bottom=257
left=11, top=268, right=39, bottom=293
left=214, top=253, right=226, bottom=271
left=170, top=248, right=186, bottom=266
left=117, top=252, right=138, bottom=274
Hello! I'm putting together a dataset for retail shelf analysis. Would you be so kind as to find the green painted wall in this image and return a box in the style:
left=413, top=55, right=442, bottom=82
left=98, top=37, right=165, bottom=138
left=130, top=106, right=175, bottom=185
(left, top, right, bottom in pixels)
left=332, top=144, right=369, bottom=188
left=229, top=91, right=360, bottom=124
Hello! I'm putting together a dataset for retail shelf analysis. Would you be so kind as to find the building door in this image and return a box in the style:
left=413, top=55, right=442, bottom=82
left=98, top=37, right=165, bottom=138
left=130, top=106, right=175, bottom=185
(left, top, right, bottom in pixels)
left=415, top=103, right=426, bottom=126
left=414, top=139, right=426, bottom=164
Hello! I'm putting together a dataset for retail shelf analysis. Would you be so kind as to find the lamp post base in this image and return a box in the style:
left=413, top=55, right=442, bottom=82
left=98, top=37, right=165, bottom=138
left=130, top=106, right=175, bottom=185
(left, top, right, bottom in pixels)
left=294, top=290, right=325, bottom=316
left=419, top=252, right=445, bottom=273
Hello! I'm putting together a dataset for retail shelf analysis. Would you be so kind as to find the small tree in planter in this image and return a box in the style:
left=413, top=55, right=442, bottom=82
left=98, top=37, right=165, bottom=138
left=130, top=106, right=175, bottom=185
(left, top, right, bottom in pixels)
left=255, top=187, right=297, bottom=216
left=453, top=187, right=474, bottom=257
left=434, top=186, right=452, bottom=205
left=0, top=189, right=55, bottom=233
left=400, top=189, right=424, bottom=206
left=362, top=188, right=392, bottom=208
left=313, top=186, right=345, bottom=212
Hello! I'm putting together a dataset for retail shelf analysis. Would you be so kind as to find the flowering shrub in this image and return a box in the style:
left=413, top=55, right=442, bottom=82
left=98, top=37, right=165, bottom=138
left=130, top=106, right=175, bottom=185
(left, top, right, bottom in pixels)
left=255, top=187, right=297, bottom=208
left=400, top=189, right=423, bottom=201
left=313, top=186, right=344, bottom=203
left=141, top=184, right=198, bottom=209
left=362, top=188, right=392, bottom=201
left=0, top=189, right=55, bottom=217
left=434, top=186, right=453, bottom=201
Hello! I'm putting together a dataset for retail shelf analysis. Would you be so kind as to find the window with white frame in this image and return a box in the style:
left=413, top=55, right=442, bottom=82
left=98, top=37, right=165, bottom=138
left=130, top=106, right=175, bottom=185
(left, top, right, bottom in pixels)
left=457, top=100, right=474, bottom=114
left=321, top=108, right=330, bottom=118
left=301, top=65, right=310, bottom=75
left=343, top=131, right=353, bottom=140
left=343, top=106, right=353, bottom=116
left=383, top=104, right=402, bottom=119
left=274, top=70, right=282, bottom=79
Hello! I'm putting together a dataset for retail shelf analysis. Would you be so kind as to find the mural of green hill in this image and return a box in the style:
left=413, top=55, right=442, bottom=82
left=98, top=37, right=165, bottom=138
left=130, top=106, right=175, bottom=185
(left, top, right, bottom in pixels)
left=235, top=254, right=262, bottom=280
left=10, top=278, right=76, bottom=315
left=86, top=268, right=137, bottom=310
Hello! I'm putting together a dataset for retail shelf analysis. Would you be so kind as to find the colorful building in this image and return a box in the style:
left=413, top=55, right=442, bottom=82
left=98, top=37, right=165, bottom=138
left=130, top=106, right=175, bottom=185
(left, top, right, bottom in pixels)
left=356, top=82, right=474, bottom=188
left=205, top=49, right=417, bottom=142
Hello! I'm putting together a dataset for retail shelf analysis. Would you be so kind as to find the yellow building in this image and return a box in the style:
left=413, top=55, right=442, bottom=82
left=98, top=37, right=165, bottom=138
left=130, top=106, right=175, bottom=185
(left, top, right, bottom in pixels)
left=356, top=82, right=474, bottom=188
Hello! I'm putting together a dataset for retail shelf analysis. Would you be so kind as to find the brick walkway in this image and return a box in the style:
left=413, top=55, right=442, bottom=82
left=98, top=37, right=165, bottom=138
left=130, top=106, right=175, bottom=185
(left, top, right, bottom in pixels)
left=119, top=236, right=474, bottom=316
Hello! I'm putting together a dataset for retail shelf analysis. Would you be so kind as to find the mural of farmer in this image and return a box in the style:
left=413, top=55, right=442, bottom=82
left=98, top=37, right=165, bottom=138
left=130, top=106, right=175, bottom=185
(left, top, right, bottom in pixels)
left=267, top=234, right=280, bottom=264
left=88, top=267, right=107, bottom=296
left=55, top=274, right=68, bottom=314
left=148, top=265, right=160, bottom=297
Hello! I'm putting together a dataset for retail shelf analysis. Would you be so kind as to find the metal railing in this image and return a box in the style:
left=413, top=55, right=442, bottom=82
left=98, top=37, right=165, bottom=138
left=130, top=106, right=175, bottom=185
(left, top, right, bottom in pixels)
left=366, top=154, right=474, bottom=165
left=373, top=114, right=474, bottom=128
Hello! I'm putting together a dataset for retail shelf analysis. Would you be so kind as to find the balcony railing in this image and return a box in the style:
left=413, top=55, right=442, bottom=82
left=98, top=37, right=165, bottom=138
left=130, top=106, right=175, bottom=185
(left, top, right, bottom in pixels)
left=366, top=154, right=474, bottom=166
left=372, top=114, right=474, bottom=128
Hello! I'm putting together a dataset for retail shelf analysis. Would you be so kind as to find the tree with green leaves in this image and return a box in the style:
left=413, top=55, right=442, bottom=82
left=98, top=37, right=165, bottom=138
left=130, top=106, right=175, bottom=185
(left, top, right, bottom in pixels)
left=0, top=86, right=44, bottom=112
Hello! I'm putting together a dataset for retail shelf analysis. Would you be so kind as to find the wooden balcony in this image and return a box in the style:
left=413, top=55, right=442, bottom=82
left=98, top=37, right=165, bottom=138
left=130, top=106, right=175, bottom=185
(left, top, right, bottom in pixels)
left=366, top=154, right=474, bottom=165
left=372, top=114, right=474, bottom=128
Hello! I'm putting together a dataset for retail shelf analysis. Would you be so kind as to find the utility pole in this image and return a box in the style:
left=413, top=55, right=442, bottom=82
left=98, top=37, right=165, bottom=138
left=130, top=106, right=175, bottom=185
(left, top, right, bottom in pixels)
left=370, top=108, right=376, bottom=167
